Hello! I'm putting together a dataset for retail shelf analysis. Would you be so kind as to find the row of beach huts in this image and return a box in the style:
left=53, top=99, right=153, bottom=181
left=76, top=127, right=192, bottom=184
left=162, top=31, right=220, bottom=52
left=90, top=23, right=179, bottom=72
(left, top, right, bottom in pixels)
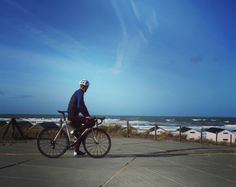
left=150, top=126, right=236, bottom=143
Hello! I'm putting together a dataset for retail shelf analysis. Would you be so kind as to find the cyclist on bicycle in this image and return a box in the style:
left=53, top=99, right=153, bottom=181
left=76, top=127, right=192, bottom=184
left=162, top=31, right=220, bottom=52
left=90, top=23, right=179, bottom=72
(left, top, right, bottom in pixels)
left=67, top=79, right=95, bottom=156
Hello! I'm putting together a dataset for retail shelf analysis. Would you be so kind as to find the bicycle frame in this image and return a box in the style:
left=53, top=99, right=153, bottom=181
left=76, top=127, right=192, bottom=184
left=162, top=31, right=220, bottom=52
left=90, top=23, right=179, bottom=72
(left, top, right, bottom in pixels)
left=68, top=123, right=100, bottom=148
left=52, top=120, right=72, bottom=143
left=53, top=111, right=102, bottom=149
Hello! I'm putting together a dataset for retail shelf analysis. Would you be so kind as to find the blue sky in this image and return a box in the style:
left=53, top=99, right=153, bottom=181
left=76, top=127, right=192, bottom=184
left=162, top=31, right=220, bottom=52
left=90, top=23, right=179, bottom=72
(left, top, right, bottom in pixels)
left=0, top=0, right=236, bottom=116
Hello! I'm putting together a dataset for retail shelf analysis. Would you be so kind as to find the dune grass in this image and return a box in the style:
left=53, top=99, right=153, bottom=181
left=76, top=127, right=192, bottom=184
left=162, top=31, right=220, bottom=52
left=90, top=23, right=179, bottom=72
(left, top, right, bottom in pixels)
left=1, top=123, right=235, bottom=147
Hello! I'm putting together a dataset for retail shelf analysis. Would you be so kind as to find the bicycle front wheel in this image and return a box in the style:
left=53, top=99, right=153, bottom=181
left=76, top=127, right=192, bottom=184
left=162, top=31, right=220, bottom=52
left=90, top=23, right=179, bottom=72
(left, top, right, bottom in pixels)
left=83, top=128, right=111, bottom=158
left=37, top=127, right=69, bottom=158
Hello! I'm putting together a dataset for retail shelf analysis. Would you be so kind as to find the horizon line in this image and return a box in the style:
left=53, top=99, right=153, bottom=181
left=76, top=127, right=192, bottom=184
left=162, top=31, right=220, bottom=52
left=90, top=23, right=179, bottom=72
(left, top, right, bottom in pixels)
left=0, top=113, right=236, bottom=119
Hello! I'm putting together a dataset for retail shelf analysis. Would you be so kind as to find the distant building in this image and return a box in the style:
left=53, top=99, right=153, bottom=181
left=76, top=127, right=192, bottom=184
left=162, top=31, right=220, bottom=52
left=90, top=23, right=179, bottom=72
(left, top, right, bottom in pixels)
left=173, top=126, right=192, bottom=136
left=175, top=127, right=202, bottom=140
left=185, top=129, right=201, bottom=141
left=204, top=127, right=236, bottom=143
left=176, top=127, right=192, bottom=133
left=205, top=127, right=224, bottom=142
left=217, top=130, right=236, bottom=143
left=148, top=126, right=168, bottom=135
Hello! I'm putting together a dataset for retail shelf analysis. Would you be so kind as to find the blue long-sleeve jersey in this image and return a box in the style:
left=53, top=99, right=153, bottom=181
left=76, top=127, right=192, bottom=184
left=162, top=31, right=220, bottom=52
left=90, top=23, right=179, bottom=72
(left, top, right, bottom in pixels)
left=67, top=89, right=90, bottom=117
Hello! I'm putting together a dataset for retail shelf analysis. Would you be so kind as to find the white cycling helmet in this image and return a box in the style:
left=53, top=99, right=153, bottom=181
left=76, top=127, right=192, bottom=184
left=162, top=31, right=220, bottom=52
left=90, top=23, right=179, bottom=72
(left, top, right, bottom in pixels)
left=80, top=79, right=90, bottom=87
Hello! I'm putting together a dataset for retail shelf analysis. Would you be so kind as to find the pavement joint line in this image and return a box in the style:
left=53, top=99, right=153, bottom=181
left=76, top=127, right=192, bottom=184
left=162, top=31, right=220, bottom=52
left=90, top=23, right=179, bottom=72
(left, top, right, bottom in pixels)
left=144, top=167, right=187, bottom=187
left=0, top=159, right=32, bottom=170
left=0, top=175, right=43, bottom=181
left=99, top=157, right=136, bottom=187
left=0, top=153, right=41, bottom=156
left=189, top=152, right=236, bottom=156
left=163, top=157, right=236, bottom=184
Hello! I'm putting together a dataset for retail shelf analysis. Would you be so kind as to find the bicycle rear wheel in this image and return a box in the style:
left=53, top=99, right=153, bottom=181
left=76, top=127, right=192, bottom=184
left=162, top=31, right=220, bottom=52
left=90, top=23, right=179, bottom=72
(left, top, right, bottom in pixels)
left=83, top=128, right=111, bottom=158
left=37, top=127, right=69, bottom=158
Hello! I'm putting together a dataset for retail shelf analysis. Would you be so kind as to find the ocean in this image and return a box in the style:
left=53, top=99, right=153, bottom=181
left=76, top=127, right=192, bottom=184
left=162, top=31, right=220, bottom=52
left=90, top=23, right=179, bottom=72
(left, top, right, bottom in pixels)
left=1, top=114, right=236, bottom=131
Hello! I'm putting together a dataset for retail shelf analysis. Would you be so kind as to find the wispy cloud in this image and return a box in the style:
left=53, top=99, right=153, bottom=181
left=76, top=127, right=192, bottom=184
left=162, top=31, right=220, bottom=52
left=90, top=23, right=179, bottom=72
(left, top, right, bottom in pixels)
left=112, top=40, right=128, bottom=74
left=3, top=0, right=33, bottom=15
left=2, top=0, right=86, bottom=59
left=12, top=95, right=33, bottom=99
left=111, top=0, right=129, bottom=75
left=111, top=0, right=159, bottom=74
left=25, top=24, right=86, bottom=57
left=0, top=44, right=96, bottom=78
left=130, top=0, right=141, bottom=21
left=146, top=11, right=158, bottom=34
left=0, top=90, right=33, bottom=99
left=0, top=44, right=89, bottom=74
left=138, top=30, right=148, bottom=44
left=130, top=0, right=158, bottom=35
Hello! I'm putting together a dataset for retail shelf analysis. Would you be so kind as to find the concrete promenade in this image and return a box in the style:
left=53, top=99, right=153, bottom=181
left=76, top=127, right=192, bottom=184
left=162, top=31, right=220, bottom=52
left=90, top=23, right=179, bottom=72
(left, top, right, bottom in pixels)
left=0, top=138, right=236, bottom=187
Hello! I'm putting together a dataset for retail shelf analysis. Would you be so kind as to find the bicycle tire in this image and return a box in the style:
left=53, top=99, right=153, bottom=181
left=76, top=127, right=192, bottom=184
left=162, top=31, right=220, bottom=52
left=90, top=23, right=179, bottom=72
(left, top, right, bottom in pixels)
left=83, top=128, right=111, bottom=158
left=37, top=127, right=69, bottom=158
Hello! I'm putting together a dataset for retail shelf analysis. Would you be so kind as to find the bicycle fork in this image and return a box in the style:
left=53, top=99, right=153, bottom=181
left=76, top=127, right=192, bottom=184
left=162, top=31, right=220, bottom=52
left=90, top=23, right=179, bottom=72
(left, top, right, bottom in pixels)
left=53, top=127, right=64, bottom=142
left=91, top=128, right=99, bottom=144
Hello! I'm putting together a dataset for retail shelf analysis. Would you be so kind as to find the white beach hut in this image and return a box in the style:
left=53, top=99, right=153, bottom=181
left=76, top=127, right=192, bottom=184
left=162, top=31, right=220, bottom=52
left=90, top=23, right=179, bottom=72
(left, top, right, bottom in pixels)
left=217, top=130, right=236, bottom=143
left=148, top=126, right=169, bottom=135
left=176, top=127, right=191, bottom=133
left=174, top=127, right=192, bottom=136
left=185, top=129, right=201, bottom=141
left=205, top=127, right=224, bottom=142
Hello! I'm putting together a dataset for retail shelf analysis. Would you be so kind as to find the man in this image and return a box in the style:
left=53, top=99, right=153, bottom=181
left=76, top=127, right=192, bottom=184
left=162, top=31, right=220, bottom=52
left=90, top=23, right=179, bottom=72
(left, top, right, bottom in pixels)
left=67, top=79, right=95, bottom=156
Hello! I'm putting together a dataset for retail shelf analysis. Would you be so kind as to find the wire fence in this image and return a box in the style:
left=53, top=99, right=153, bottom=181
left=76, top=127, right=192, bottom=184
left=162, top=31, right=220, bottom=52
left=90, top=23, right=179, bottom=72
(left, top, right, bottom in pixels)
left=0, top=118, right=236, bottom=146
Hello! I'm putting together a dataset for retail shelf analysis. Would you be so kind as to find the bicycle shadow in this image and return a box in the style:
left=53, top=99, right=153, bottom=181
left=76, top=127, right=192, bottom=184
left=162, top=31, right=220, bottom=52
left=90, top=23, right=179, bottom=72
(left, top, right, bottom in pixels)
left=60, top=145, right=236, bottom=159
left=106, top=147, right=210, bottom=158
left=61, top=147, right=212, bottom=159
left=106, top=152, right=188, bottom=158
left=61, top=152, right=188, bottom=159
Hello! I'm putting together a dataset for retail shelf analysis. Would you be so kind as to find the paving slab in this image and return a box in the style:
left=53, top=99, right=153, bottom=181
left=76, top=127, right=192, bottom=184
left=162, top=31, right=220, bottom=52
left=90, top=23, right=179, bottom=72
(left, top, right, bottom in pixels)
left=0, top=138, right=236, bottom=187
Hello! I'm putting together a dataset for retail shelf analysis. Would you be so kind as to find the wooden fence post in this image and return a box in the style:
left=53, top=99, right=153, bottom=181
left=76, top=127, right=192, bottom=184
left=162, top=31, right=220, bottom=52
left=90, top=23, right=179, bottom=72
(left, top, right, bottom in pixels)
left=200, top=128, right=203, bottom=144
left=179, top=125, right=182, bottom=142
left=230, top=134, right=232, bottom=146
left=127, top=120, right=130, bottom=138
left=154, top=125, right=157, bottom=140
left=2, top=118, right=25, bottom=140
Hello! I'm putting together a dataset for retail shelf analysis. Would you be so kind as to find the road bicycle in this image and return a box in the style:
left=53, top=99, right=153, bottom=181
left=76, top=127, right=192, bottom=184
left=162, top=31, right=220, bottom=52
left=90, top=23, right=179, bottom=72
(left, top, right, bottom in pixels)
left=37, top=111, right=111, bottom=158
